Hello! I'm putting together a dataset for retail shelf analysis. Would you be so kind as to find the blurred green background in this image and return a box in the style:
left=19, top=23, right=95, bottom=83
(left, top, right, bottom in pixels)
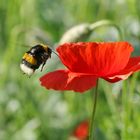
left=0, top=0, right=140, bottom=140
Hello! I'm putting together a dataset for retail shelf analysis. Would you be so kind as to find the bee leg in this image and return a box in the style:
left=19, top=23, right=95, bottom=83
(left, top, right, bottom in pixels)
left=41, top=61, right=46, bottom=71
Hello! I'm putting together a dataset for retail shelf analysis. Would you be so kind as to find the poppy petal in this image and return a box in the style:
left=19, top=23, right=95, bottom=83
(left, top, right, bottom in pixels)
left=104, top=57, right=140, bottom=83
left=40, top=70, right=68, bottom=90
left=73, top=121, right=89, bottom=139
left=40, top=70, right=97, bottom=92
left=57, top=42, right=133, bottom=76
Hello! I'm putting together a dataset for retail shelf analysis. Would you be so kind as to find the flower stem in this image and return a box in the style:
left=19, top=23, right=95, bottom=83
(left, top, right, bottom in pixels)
left=88, top=79, right=99, bottom=140
left=89, top=20, right=124, bottom=40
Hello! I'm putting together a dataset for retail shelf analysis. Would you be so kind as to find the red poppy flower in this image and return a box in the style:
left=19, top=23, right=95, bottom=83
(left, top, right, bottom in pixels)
left=40, top=42, right=140, bottom=92
left=73, top=121, right=89, bottom=140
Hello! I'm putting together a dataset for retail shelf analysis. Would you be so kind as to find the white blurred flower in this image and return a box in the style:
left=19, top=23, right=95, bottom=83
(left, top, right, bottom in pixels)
left=12, top=119, right=40, bottom=140
left=6, top=99, right=20, bottom=113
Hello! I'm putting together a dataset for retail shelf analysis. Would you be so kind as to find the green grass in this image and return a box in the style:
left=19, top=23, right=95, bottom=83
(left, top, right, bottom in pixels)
left=0, top=0, right=140, bottom=139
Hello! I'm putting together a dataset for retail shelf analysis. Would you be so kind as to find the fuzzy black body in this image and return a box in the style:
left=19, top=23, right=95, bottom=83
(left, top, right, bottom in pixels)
left=20, top=44, right=52, bottom=75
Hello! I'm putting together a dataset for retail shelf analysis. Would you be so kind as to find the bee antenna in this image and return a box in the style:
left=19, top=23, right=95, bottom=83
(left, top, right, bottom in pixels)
left=52, top=50, right=59, bottom=57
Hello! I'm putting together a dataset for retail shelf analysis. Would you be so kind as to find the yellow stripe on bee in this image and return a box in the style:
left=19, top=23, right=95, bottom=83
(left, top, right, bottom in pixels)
left=23, top=53, right=37, bottom=65
left=41, top=44, right=48, bottom=52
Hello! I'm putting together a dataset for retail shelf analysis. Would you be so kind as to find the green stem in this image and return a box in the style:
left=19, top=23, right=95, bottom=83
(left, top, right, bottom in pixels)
left=89, top=19, right=124, bottom=40
left=121, top=73, right=138, bottom=140
left=88, top=79, right=99, bottom=140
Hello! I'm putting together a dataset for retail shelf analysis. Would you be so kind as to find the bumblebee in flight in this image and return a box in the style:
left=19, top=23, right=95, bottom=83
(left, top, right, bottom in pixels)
left=20, top=44, right=52, bottom=76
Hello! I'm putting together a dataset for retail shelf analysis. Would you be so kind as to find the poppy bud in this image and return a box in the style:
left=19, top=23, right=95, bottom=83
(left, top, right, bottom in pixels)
left=59, top=24, right=91, bottom=44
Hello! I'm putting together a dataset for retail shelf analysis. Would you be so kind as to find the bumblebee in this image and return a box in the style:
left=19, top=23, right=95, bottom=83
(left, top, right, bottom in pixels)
left=20, top=44, right=52, bottom=76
